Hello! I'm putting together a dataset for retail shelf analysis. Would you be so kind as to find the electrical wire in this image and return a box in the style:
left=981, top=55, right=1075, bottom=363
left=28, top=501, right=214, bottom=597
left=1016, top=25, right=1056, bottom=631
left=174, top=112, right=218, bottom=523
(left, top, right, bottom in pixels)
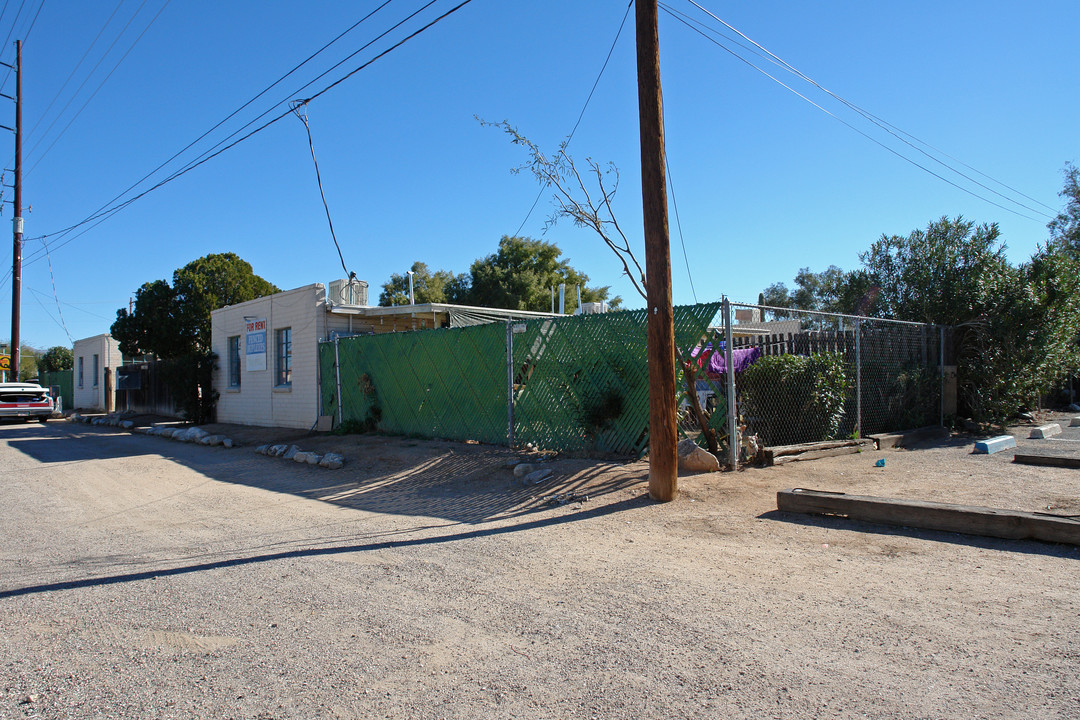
left=661, top=2, right=1045, bottom=223
left=22, top=0, right=476, bottom=266
left=20, top=0, right=42, bottom=43
left=681, top=0, right=1057, bottom=217
left=37, top=236, right=73, bottom=343
left=27, top=0, right=169, bottom=177
left=26, top=0, right=395, bottom=216
left=513, top=0, right=633, bottom=237
left=290, top=101, right=353, bottom=280
left=23, top=0, right=446, bottom=257
left=26, top=0, right=125, bottom=146
left=668, top=0, right=1053, bottom=221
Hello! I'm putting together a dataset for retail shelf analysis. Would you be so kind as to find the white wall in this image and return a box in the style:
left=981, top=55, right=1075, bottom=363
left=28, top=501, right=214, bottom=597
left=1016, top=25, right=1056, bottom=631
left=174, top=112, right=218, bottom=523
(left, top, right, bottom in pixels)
left=72, top=334, right=122, bottom=411
left=211, top=284, right=327, bottom=429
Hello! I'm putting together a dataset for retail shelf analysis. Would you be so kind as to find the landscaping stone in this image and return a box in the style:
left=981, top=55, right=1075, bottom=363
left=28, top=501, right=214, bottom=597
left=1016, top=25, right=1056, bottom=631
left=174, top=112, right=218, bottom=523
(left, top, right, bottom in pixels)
left=319, top=453, right=345, bottom=470
left=513, top=463, right=537, bottom=478
left=282, top=445, right=301, bottom=460
left=222, top=438, right=234, bottom=449
left=677, top=438, right=720, bottom=473
left=523, top=468, right=553, bottom=485
left=256, top=444, right=270, bottom=455
left=120, top=420, right=134, bottom=430
left=306, top=453, right=321, bottom=465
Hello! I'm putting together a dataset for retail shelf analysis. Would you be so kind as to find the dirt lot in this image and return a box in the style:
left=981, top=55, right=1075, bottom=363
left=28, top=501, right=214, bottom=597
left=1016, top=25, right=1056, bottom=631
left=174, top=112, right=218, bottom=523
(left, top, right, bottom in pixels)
left=1, top=415, right=1079, bottom=719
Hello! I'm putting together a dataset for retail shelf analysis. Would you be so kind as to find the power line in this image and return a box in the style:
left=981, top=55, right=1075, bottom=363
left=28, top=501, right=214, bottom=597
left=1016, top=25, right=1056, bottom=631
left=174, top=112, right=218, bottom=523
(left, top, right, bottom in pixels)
left=513, top=0, right=633, bottom=237
left=26, top=0, right=125, bottom=146
left=22, top=0, right=477, bottom=266
left=662, top=1, right=1046, bottom=223
left=27, top=0, right=168, bottom=177
left=671, top=0, right=1055, bottom=221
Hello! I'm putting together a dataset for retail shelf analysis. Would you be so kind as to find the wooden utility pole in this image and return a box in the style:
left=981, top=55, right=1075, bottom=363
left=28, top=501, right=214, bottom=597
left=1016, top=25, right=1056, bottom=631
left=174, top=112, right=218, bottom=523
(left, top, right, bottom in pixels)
left=8, top=40, right=21, bottom=381
left=636, top=0, right=677, bottom=501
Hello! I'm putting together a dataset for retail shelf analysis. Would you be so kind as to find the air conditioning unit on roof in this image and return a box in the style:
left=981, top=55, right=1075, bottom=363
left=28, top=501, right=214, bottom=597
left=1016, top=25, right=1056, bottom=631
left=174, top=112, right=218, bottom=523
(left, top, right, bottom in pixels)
left=328, top=278, right=368, bottom=307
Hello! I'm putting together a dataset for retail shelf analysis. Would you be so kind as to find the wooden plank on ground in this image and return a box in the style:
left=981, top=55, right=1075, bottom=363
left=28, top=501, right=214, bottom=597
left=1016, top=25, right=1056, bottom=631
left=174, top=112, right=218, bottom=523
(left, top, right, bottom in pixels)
left=765, top=437, right=874, bottom=459
left=771, top=446, right=869, bottom=465
left=776, top=488, right=1080, bottom=546
left=1013, top=453, right=1080, bottom=469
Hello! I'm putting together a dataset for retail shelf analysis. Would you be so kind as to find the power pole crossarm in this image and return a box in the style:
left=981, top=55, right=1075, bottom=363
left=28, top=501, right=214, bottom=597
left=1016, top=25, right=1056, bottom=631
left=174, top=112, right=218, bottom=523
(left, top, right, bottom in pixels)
left=636, top=0, right=678, bottom=502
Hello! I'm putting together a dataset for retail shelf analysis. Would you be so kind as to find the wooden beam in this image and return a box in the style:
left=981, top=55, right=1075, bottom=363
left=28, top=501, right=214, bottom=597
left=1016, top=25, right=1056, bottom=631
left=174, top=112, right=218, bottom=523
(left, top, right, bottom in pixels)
left=1013, top=453, right=1080, bottom=469
left=776, top=488, right=1080, bottom=546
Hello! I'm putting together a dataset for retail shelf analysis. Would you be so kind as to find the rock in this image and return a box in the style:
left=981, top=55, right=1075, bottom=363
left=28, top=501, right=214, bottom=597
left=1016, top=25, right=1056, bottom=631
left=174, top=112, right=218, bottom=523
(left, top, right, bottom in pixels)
left=268, top=444, right=287, bottom=457
left=203, top=435, right=224, bottom=447
left=513, top=463, right=538, bottom=478
left=159, top=427, right=176, bottom=438
left=319, top=452, right=345, bottom=469
left=282, top=445, right=301, bottom=460
left=256, top=444, right=270, bottom=455
left=503, top=457, right=523, bottom=468
left=306, top=453, right=321, bottom=465
left=293, top=451, right=311, bottom=463
left=120, top=420, right=134, bottom=430
left=677, top=438, right=720, bottom=473
left=523, top=468, right=553, bottom=485
left=222, top=438, right=234, bottom=449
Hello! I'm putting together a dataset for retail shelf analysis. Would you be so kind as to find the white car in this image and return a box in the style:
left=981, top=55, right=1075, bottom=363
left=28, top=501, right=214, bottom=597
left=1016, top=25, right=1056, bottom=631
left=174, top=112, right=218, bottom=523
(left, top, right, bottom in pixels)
left=0, top=382, right=54, bottom=422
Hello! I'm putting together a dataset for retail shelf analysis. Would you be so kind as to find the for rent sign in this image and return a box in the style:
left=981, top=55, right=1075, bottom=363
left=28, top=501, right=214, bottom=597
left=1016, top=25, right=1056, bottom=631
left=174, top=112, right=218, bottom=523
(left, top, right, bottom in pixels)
left=245, top=318, right=267, bottom=371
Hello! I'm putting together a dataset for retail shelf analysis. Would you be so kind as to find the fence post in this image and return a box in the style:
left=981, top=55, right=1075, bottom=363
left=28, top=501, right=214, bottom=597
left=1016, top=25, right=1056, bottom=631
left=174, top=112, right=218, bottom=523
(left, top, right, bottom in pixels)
left=855, top=318, right=862, bottom=439
left=506, top=320, right=515, bottom=448
left=723, top=298, right=737, bottom=470
left=939, top=325, right=945, bottom=427
left=333, top=337, right=343, bottom=427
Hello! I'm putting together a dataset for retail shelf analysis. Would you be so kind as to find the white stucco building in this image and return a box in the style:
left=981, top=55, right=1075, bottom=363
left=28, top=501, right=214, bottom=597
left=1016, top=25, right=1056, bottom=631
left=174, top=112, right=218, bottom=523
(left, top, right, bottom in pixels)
left=72, top=333, right=122, bottom=412
left=210, top=280, right=557, bottom=430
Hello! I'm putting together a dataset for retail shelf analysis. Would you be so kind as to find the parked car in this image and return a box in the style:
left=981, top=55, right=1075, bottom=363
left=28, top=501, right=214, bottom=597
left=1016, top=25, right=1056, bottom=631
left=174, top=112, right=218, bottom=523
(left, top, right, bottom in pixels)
left=0, top=382, right=54, bottom=422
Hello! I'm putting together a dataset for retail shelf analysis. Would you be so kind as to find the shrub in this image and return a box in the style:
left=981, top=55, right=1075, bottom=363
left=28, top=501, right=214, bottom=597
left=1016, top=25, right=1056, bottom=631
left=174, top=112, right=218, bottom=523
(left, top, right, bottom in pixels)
left=740, top=352, right=851, bottom=446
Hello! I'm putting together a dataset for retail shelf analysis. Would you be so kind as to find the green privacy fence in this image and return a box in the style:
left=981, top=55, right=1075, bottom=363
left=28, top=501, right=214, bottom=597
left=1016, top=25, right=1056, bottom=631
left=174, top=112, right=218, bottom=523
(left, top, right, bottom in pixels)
left=320, top=303, right=722, bottom=455
left=39, top=370, right=73, bottom=413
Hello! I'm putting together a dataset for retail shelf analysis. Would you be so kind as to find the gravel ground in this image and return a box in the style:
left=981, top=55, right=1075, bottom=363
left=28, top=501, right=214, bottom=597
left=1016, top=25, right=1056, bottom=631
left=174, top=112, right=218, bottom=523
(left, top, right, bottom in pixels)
left=1, top=415, right=1079, bottom=719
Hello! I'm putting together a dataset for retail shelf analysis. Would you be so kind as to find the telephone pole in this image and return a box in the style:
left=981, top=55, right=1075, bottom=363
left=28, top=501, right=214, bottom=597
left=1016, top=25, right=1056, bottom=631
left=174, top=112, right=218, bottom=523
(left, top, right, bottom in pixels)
left=7, top=40, right=21, bottom=380
left=636, top=0, right=678, bottom=501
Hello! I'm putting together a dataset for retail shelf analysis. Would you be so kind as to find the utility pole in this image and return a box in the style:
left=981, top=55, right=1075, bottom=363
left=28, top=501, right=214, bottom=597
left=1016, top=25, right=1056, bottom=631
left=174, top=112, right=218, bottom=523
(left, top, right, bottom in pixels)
left=636, top=0, right=677, bottom=501
left=7, top=40, right=21, bottom=381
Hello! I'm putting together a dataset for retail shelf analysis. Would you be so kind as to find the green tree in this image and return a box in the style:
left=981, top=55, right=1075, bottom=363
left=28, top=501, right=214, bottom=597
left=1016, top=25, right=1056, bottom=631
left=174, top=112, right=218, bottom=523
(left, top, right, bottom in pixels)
left=860, top=216, right=1009, bottom=325
left=36, top=346, right=74, bottom=374
left=459, top=236, right=621, bottom=313
left=378, top=262, right=469, bottom=306
left=1049, top=161, right=1080, bottom=257
left=110, top=253, right=278, bottom=422
left=762, top=266, right=879, bottom=317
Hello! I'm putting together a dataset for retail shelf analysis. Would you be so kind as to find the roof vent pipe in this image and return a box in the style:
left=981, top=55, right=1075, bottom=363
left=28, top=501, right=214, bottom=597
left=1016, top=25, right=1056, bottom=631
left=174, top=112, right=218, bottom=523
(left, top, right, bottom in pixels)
left=576, top=285, right=582, bottom=315
left=407, top=271, right=415, bottom=305
left=559, top=284, right=566, bottom=315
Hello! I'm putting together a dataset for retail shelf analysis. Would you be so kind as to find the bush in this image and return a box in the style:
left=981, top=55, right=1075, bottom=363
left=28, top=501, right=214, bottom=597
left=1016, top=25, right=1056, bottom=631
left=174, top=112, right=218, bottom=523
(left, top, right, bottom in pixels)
left=740, top=352, right=851, bottom=446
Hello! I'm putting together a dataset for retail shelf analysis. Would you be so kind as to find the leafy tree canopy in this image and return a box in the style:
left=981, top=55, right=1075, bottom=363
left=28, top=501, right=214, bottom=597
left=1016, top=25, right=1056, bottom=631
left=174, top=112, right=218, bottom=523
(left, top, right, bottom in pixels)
left=37, top=346, right=74, bottom=374
left=112, top=253, right=279, bottom=359
left=378, top=262, right=468, bottom=306
left=1049, top=161, right=1080, bottom=258
left=378, top=237, right=621, bottom=313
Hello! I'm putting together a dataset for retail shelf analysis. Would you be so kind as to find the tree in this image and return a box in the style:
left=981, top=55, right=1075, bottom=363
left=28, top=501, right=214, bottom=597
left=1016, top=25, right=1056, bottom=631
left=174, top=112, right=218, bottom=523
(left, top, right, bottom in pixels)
left=762, top=266, right=880, bottom=317
left=1049, top=161, right=1080, bottom=257
left=378, top=262, right=468, bottom=306
left=860, top=216, right=1009, bottom=325
left=37, top=346, right=73, bottom=374
left=111, top=253, right=278, bottom=422
left=112, top=253, right=279, bottom=359
left=459, top=235, right=621, bottom=313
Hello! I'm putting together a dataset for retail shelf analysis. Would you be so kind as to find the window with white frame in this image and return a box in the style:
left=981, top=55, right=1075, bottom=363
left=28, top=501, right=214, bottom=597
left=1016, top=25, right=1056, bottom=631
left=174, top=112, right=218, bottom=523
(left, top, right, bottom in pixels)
left=227, top=336, right=241, bottom=388
left=275, top=328, right=292, bottom=387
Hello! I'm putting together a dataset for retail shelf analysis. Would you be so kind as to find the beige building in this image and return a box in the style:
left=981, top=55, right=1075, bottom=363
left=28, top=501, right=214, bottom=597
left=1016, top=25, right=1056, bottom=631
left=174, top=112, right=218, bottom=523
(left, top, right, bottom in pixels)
left=72, top=333, right=123, bottom=412
left=210, top=280, right=557, bottom=430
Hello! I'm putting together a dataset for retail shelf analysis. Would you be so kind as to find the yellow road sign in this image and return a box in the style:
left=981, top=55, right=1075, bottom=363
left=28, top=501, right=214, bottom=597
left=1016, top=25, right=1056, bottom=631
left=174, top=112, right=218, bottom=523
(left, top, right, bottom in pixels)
left=0, top=354, right=10, bottom=371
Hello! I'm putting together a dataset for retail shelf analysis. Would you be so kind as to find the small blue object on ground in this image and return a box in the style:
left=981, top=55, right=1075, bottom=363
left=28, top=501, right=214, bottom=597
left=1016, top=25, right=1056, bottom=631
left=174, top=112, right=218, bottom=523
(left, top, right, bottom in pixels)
left=874, top=459, right=885, bottom=467
left=973, top=435, right=1017, bottom=454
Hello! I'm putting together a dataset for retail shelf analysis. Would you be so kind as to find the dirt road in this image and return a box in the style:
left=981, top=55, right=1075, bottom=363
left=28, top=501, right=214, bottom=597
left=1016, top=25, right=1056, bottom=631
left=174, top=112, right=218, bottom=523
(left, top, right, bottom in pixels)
left=2, top=419, right=1079, bottom=719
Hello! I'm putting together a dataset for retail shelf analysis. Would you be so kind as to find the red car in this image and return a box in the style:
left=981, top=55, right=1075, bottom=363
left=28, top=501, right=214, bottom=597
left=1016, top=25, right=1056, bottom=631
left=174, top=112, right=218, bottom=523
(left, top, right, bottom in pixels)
left=0, top=382, right=54, bottom=422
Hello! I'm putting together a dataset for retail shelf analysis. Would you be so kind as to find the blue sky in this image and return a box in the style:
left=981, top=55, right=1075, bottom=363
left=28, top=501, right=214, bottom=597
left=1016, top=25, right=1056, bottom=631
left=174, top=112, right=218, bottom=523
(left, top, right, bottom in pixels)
left=0, top=0, right=1077, bottom=351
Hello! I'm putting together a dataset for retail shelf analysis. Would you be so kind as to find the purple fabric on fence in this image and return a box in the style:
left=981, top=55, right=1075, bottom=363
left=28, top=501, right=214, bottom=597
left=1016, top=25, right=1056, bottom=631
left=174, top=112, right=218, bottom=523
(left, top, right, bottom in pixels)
left=693, top=345, right=762, bottom=376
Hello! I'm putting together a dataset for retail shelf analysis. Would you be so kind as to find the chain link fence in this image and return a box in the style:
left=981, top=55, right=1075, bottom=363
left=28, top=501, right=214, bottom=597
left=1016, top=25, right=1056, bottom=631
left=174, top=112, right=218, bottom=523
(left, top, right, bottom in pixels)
left=320, top=300, right=944, bottom=466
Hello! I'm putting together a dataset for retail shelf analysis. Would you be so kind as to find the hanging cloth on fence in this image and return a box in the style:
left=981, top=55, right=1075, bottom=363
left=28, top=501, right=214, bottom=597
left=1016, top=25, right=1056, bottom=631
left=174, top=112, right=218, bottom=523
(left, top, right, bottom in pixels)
left=690, top=343, right=762, bottom=377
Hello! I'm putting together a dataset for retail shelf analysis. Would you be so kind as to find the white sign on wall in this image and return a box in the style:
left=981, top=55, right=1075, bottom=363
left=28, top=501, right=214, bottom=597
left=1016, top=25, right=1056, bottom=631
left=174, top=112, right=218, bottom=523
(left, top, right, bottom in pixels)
left=246, top=318, right=267, bottom=372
